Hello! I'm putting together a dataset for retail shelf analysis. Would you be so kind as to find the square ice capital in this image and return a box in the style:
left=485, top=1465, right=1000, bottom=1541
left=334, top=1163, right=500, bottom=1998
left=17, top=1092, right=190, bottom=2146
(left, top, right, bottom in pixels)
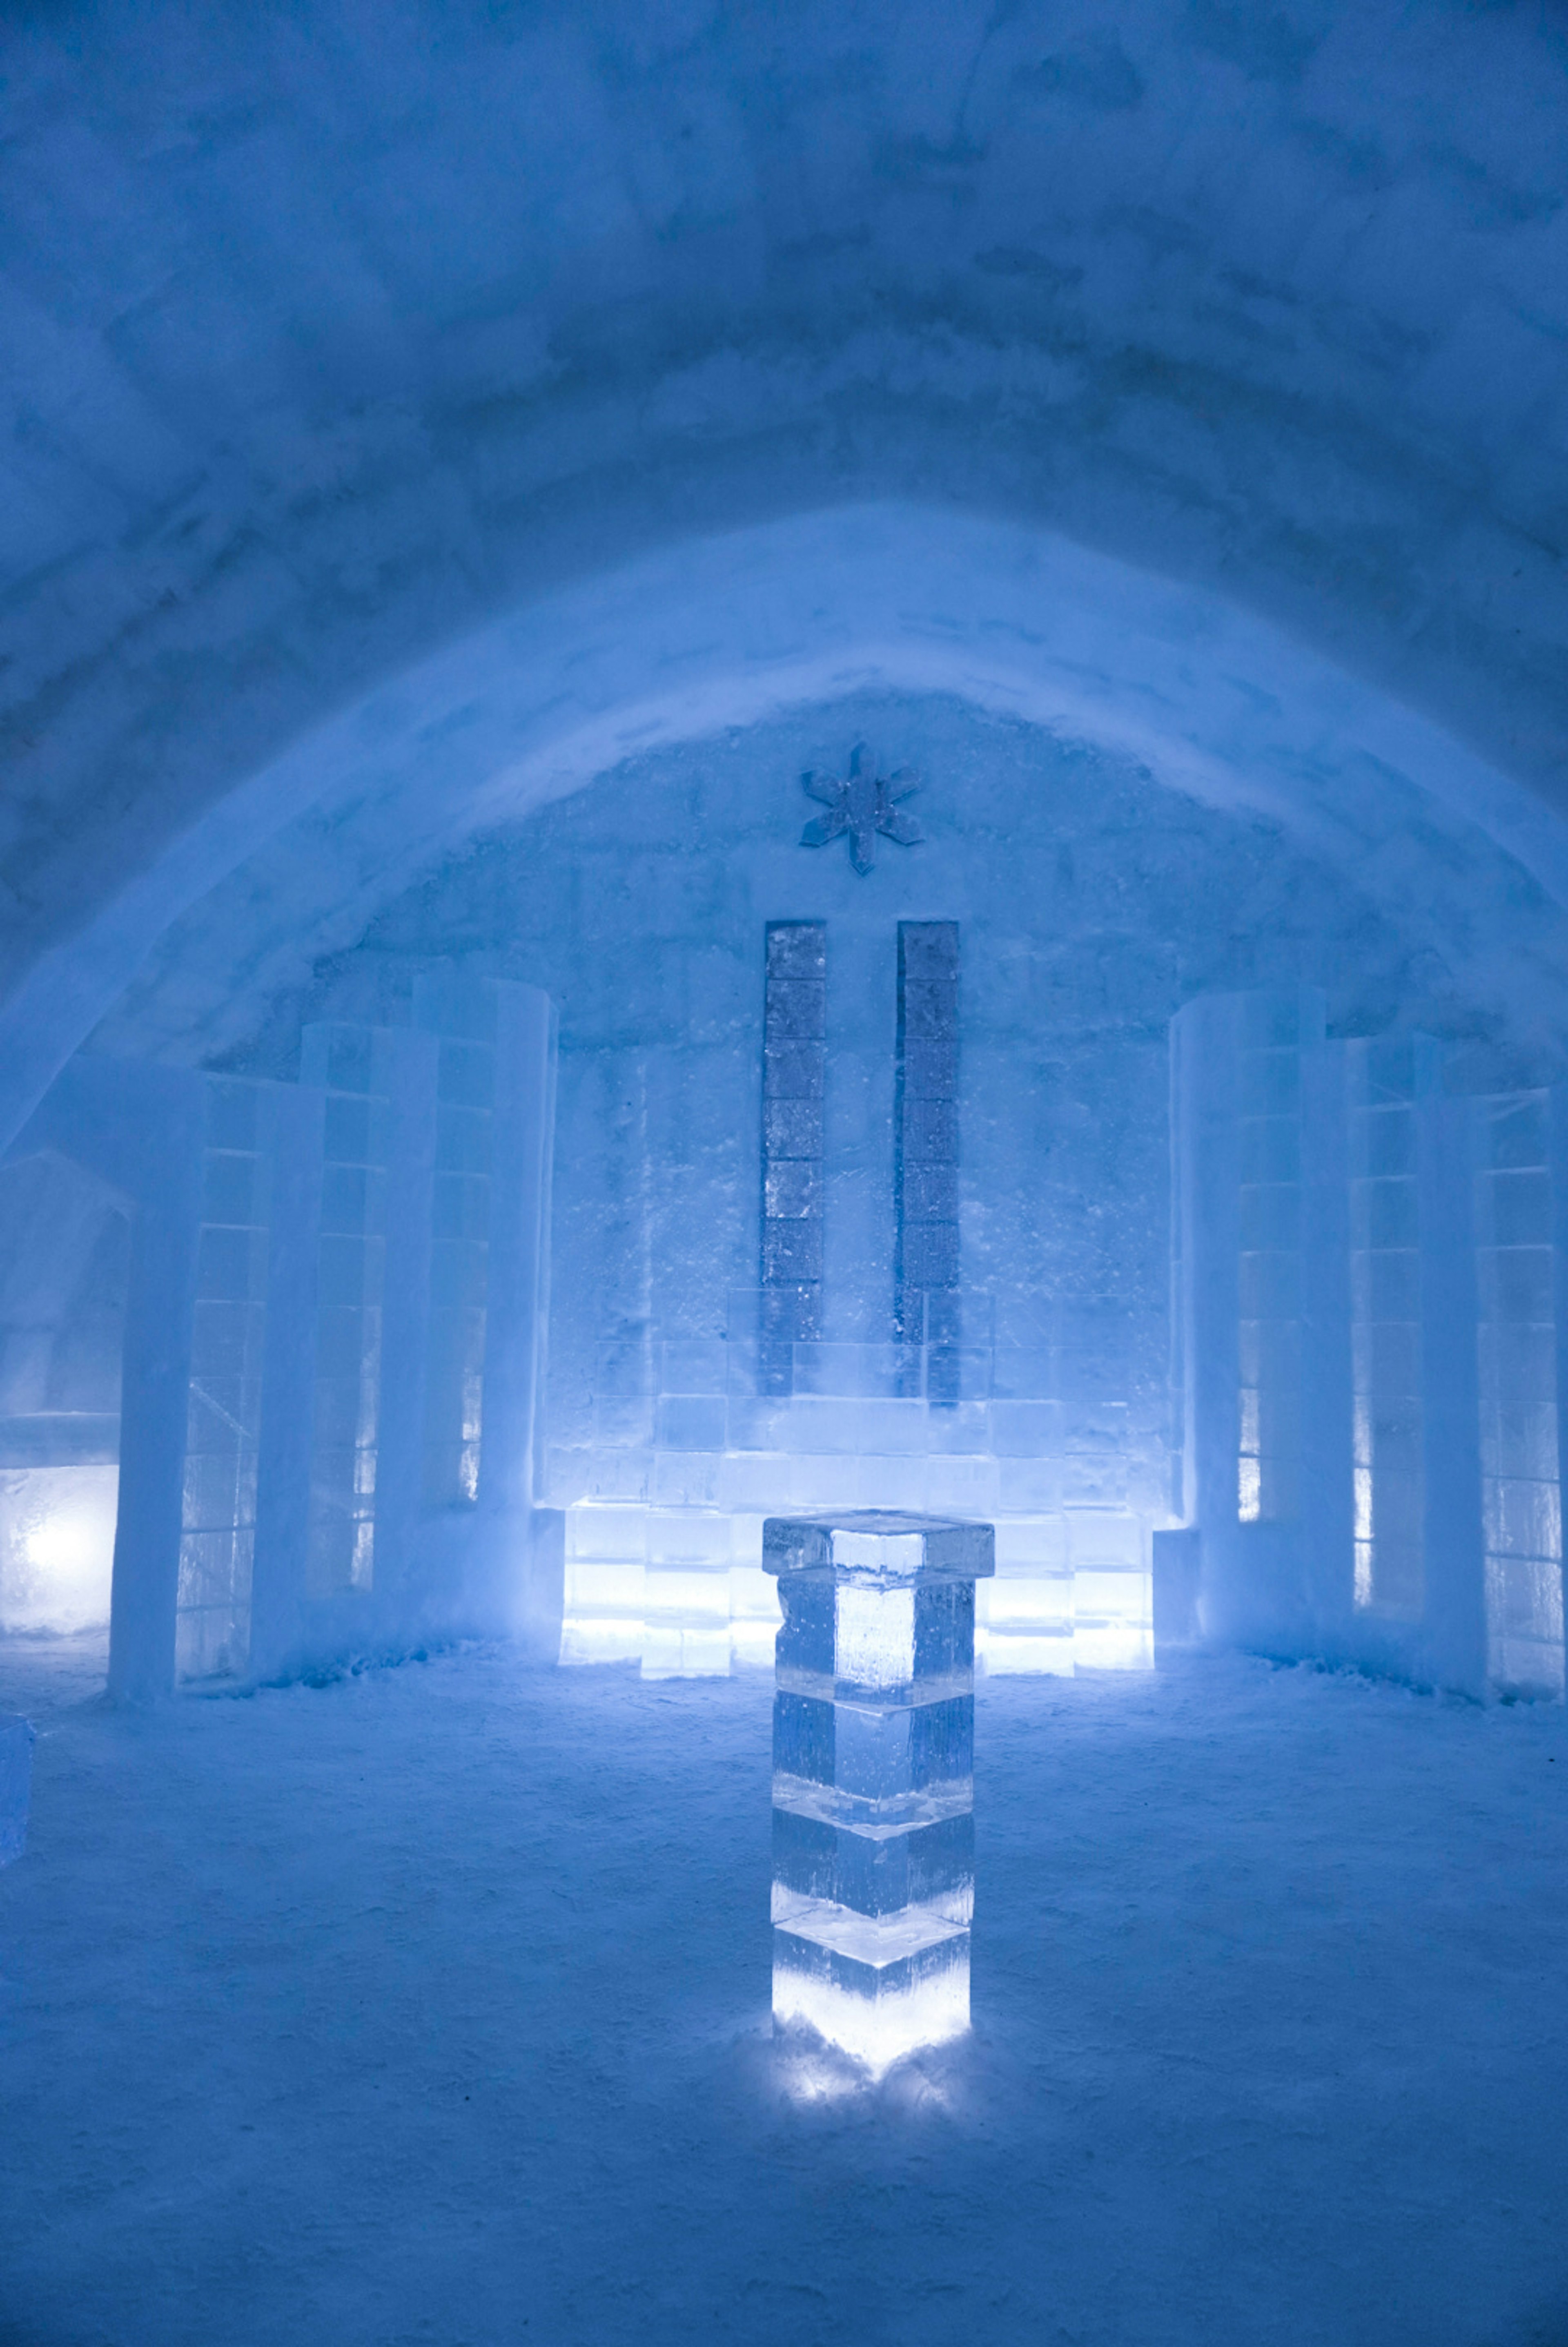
left=762, top=1510, right=995, bottom=1586
left=774, top=1573, right=979, bottom=1698
left=0, top=1714, right=35, bottom=1867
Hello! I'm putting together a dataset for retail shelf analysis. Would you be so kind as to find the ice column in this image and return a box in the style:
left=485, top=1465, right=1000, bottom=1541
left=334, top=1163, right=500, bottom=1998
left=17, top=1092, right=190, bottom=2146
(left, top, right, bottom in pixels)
left=1346, top=1039, right=1442, bottom=1623
left=4, top=1058, right=329, bottom=1696
left=895, top=924, right=960, bottom=1399
left=16, top=1060, right=206, bottom=1702
left=760, top=924, right=826, bottom=1395
left=1346, top=1068, right=1559, bottom=1694
left=1169, top=989, right=1327, bottom=1647
left=0, top=1713, right=34, bottom=1865
left=412, top=975, right=559, bottom=1629
left=1476, top=1091, right=1563, bottom=1695
left=296, top=1024, right=439, bottom=1614
left=177, top=1078, right=327, bottom=1683
left=412, top=978, right=497, bottom=1508
left=764, top=1508, right=994, bottom=2074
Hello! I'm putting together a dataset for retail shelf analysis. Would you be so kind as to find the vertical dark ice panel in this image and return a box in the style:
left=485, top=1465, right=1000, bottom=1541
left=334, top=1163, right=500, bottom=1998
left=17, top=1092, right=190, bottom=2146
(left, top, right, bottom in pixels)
left=760, top=923, right=826, bottom=1394
left=896, top=923, right=960, bottom=1394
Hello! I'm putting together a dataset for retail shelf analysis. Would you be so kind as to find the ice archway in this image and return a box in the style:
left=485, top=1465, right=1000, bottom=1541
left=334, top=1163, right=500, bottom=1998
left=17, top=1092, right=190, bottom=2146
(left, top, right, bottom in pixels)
left=11, top=10, right=1568, bottom=2333
left=8, top=499, right=1568, bottom=1138
left=9, top=493, right=1565, bottom=1698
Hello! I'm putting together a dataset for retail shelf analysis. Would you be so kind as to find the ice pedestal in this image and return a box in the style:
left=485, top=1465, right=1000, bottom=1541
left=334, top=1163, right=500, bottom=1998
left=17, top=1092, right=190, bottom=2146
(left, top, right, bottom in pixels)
left=764, top=1509, right=993, bottom=2073
left=0, top=1713, right=34, bottom=1865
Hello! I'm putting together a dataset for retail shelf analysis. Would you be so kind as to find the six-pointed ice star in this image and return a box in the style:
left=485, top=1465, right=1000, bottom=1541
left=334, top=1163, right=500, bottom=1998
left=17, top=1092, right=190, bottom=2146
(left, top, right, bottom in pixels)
left=799, top=743, right=923, bottom=875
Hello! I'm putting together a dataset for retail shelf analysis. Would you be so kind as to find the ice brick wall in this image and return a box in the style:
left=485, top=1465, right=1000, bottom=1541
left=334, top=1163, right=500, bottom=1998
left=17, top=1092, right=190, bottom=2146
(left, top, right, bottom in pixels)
left=297, top=1027, right=396, bottom=1600
left=175, top=1080, right=281, bottom=1682
left=1347, top=1039, right=1439, bottom=1621
left=559, top=1323, right=1151, bottom=1678
left=1475, top=1093, right=1564, bottom=1696
left=411, top=977, right=497, bottom=1510
left=297, top=1022, right=443, bottom=1610
left=274, top=692, right=1555, bottom=1680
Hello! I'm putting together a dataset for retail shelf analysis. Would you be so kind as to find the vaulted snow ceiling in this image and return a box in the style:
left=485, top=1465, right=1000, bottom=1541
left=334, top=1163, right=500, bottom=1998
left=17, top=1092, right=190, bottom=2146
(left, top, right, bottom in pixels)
left=3, top=0, right=1567, bottom=1143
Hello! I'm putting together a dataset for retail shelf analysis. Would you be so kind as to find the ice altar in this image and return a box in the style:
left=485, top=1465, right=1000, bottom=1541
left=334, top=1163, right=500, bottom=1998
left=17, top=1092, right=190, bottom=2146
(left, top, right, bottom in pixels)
left=765, top=1508, right=994, bottom=2073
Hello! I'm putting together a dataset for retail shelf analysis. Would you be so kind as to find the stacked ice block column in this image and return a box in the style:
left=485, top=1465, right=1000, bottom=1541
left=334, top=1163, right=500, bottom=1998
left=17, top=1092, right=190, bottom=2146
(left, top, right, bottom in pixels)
left=764, top=1509, right=994, bottom=2073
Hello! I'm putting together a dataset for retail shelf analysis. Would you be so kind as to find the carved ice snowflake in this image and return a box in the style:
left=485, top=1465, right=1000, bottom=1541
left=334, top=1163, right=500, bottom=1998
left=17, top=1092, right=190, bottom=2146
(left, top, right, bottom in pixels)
left=799, top=743, right=923, bottom=875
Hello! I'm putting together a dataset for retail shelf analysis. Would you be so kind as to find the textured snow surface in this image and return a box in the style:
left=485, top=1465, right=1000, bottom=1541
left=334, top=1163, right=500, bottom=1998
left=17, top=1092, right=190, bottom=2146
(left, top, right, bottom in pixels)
left=2, top=1640, right=1567, bottom=2345
left=6, top=0, right=1568, bottom=1045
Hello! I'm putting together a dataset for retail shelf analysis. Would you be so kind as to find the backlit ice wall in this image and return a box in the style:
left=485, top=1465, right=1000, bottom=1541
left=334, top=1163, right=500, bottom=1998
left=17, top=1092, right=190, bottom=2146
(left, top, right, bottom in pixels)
left=196, top=686, right=1568, bottom=1686
left=4, top=5, right=1568, bottom=1708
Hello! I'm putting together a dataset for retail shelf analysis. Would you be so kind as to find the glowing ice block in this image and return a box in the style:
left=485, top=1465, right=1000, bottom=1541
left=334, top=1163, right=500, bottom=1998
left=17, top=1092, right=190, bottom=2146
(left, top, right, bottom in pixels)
left=764, top=1509, right=993, bottom=2073
left=0, top=1713, right=34, bottom=1866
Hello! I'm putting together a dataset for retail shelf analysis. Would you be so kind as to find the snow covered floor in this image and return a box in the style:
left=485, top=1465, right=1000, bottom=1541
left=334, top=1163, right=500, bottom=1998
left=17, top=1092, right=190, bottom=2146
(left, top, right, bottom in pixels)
left=2, top=1640, right=1567, bottom=2347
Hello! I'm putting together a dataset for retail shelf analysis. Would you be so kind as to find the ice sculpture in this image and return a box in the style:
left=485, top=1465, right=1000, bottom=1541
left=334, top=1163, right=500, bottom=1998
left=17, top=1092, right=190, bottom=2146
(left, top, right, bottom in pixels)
left=764, top=1508, right=993, bottom=2073
left=561, top=907, right=1151, bottom=1680
left=0, top=1713, right=34, bottom=1866
left=798, top=744, right=922, bottom=875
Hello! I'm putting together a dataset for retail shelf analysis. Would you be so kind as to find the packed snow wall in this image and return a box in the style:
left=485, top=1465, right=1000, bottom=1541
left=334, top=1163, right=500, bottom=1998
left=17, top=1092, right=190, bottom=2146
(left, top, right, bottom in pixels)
left=5, top=2, right=1567, bottom=1127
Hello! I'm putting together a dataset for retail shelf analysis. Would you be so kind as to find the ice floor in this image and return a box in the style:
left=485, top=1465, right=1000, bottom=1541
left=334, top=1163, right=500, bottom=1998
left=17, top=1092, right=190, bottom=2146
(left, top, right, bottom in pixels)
left=2, top=1639, right=1567, bottom=2347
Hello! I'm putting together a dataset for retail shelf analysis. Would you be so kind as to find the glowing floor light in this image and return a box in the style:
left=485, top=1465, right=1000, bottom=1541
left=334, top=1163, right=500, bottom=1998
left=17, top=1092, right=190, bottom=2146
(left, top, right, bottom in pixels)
left=0, top=1465, right=118, bottom=1635
left=763, top=1510, right=994, bottom=2075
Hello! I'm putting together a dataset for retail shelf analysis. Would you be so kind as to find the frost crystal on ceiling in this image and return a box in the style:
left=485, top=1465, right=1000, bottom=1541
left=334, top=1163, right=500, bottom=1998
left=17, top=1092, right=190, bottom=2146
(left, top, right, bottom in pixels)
left=799, top=743, right=923, bottom=875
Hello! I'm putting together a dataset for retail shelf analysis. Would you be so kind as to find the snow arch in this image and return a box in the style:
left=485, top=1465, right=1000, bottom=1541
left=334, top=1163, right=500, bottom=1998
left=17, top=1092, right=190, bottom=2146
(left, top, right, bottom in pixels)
left=9, top=499, right=1568, bottom=1133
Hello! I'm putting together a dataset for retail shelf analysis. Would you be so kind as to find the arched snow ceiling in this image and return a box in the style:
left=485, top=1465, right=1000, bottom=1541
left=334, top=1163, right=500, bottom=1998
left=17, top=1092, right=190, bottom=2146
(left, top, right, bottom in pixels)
left=3, top=0, right=1567, bottom=1138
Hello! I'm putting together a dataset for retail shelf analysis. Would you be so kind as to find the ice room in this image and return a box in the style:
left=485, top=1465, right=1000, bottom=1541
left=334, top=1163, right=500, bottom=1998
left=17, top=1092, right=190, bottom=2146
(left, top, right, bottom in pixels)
left=3, top=5, right=1568, bottom=2342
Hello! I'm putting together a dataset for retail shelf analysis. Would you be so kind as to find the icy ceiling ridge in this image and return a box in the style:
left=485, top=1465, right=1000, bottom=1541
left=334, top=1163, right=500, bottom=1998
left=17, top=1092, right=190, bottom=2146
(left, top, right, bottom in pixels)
left=17, top=505, right=1568, bottom=1129
left=1, top=1, right=1566, bottom=1023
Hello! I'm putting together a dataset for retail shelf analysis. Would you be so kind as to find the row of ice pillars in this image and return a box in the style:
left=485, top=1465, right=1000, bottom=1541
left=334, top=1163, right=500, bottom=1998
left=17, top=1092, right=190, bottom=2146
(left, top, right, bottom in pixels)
left=0, top=978, right=557, bottom=1698
left=1172, top=987, right=1567, bottom=1697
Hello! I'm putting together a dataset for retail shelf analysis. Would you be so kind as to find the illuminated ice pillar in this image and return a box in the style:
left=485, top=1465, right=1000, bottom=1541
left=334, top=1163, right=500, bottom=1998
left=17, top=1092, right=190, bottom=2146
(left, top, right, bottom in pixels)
left=295, top=1023, right=440, bottom=1620
left=4, top=1057, right=331, bottom=1695
left=8, top=1057, right=216, bottom=1700
left=411, top=975, right=559, bottom=1632
left=764, top=1509, right=994, bottom=2074
left=1170, top=988, right=1327, bottom=1649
